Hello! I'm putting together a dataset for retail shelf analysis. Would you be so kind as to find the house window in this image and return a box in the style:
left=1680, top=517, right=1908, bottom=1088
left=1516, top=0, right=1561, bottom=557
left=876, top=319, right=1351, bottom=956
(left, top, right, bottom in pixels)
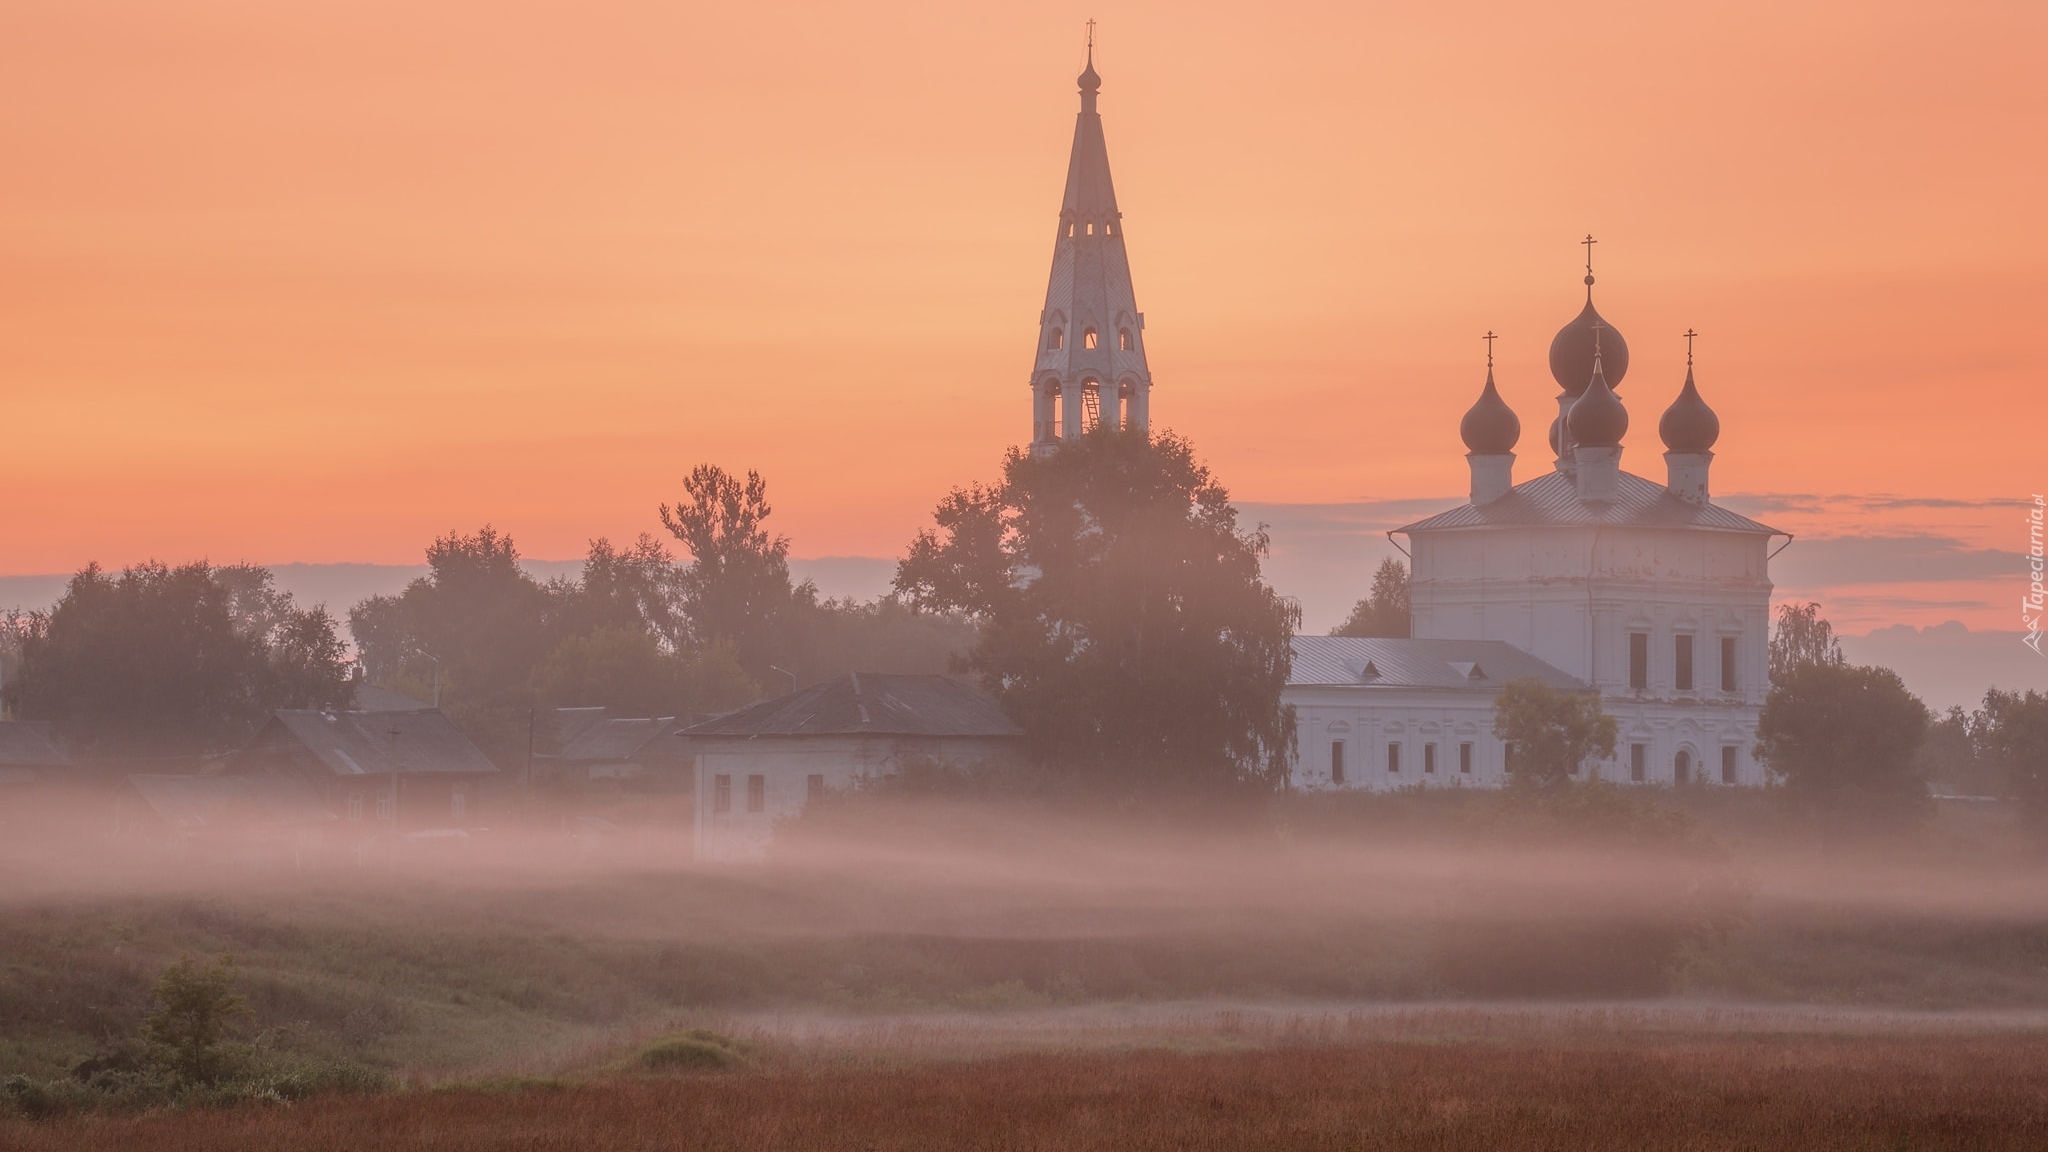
left=1386, top=743, right=1401, bottom=773
left=1423, top=743, right=1437, bottom=775
left=450, top=786, right=466, bottom=820
left=1330, top=740, right=1346, bottom=785
left=1721, top=637, right=1738, bottom=692
left=807, top=774, right=825, bottom=804
left=1046, top=327, right=1063, bottom=351
left=1629, top=632, right=1649, bottom=690
left=376, top=789, right=394, bottom=821
left=1721, top=746, right=1738, bottom=784
left=1119, top=328, right=1133, bottom=351
left=1630, top=743, right=1646, bottom=783
left=1675, top=634, right=1695, bottom=691
left=1083, top=327, right=1099, bottom=350
left=346, top=793, right=364, bottom=821
left=713, top=774, right=732, bottom=814
left=1674, top=750, right=1692, bottom=785
left=746, top=775, right=766, bottom=813
left=1459, top=742, right=1473, bottom=774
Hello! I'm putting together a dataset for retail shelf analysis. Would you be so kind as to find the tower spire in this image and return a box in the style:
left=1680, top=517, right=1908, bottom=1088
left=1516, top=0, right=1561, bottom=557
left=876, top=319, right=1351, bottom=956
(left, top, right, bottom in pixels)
left=1028, top=29, right=1152, bottom=452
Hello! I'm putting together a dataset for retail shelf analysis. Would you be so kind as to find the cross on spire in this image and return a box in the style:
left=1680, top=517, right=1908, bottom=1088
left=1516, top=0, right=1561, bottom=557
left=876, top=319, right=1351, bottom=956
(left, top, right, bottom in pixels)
left=1086, top=18, right=1096, bottom=57
left=1582, top=233, right=1597, bottom=287
left=1683, top=327, right=1698, bottom=366
left=1483, top=330, right=1497, bottom=369
left=1590, top=319, right=1604, bottom=358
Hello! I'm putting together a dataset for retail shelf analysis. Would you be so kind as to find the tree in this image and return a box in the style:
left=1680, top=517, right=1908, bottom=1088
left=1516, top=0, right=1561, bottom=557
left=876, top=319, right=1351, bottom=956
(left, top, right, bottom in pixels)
left=142, top=955, right=250, bottom=1088
left=1757, top=661, right=1930, bottom=824
left=660, top=465, right=807, bottom=682
left=529, top=625, right=756, bottom=719
left=1331, top=558, right=1410, bottom=638
left=1976, top=689, right=2048, bottom=822
left=1490, top=676, right=1618, bottom=790
left=1768, top=601, right=1845, bottom=684
left=4, top=562, right=351, bottom=755
left=894, top=429, right=1299, bottom=796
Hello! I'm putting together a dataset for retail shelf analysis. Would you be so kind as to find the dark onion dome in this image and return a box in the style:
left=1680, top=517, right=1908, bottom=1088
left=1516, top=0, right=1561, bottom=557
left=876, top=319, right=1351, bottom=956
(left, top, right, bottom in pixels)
left=1078, top=57, right=1101, bottom=92
left=1459, top=369, right=1521, bottom=454
left=1658, top=367, right=1720, bottom=453
left=1567, top=354, right=1629, bottom=447
left=1548, top=413, right=1564, bottom=455
left=1550, top=297, right=1629, bottom=397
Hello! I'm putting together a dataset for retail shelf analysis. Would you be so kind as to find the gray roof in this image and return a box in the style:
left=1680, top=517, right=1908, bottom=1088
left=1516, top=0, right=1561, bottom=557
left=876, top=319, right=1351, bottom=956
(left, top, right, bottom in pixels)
left=352, top=684, right=433, bottom=712
left=252, top=709, right=499, bottom=776
left=1396, top=469, right=1780, bottom=535
left=0, top=721, right=66, bottom=767
left=683, top=674, right=1023, bottom=740
left=1289, top=637, right=1586, bottom=692
left=128, top=774, right=336, bottom=830
left=548, top=709, right=680, bottom=762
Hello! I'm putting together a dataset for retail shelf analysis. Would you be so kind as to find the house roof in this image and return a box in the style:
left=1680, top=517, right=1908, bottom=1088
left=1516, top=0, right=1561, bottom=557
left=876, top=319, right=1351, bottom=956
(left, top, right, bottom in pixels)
left=128, top=774, right=336, bottom=830
left=352, top=683, right=433, bottom=712
left=548, top=709, right=680, bottom=762
left=0, top=721, right=66, bottom=767
left=1395, top=469, right=1780, bottom=535
left=682, top=674, right=1023, bottom=740
left=1289, top=637, right=1586, bottom=692
left=254, top=708, right=499, bottom=776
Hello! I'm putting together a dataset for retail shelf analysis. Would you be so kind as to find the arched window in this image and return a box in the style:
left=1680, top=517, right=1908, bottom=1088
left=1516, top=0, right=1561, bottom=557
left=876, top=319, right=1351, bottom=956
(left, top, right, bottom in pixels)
left=1118, top=328, right=1133, bottom=351
left=1046, top=328, right=1063, bottom=351
left=1083, top=328, right=1098, bottom=350
left=1085, top=222, right=1094, bottom=236
left=1081, top=379, right=1102, bottom=431
left=1673, top=749, right=1692, bottom=785
left=1066, top=222, right=1076, bottom=237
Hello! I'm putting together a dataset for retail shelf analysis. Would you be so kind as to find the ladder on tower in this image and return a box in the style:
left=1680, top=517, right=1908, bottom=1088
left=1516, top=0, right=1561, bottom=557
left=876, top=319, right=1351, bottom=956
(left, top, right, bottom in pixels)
left=1082, top=385, right=1101, bottom=431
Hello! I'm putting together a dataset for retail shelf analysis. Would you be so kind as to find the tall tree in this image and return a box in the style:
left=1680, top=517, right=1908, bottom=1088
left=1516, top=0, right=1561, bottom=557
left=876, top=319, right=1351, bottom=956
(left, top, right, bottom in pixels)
left=660, top=465, right=807, bottom=682
left=1757, top=661, right=1930, bottom=824
left=1768, top=601, right=1845, bottom=684
left=1490, top=676, right=1618, bottom=790
left=895, top=429, right=1299, bottom=796
left=1976, top=689, right=2048, bottom=822
left=1331, top=558, right=1410, bottom=638
left=5, top=562, right=351, bottom=755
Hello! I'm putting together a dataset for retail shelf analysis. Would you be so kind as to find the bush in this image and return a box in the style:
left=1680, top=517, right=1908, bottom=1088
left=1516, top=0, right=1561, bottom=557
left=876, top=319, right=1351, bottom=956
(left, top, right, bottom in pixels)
left=640, top=1030, right=754, bottom=1072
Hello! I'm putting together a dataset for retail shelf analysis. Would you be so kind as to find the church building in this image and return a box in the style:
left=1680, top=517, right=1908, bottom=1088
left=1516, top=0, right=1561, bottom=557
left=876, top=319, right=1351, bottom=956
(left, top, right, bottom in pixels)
left=1285, top=250, right=1785, bottom=790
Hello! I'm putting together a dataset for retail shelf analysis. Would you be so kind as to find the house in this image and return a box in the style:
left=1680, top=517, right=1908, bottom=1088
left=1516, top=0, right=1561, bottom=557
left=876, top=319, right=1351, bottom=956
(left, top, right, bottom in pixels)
left=684, top=673, right=1023, bottom=862
left=535, top=708, right=688, bottom=785
left=1288, top=253, right=1781, bottom=789
left=1287, top=637, right=1588, bottom=790
left=0, top=720, right=66, bottom=787
left=124, top=774, right=334, bottom=861
left=226, top=708, right=499, bottom=833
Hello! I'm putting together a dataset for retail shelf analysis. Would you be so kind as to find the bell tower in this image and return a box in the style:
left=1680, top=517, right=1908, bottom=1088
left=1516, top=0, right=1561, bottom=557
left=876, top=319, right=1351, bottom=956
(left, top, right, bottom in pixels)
left=1029, top=25, right=1153, bottom=453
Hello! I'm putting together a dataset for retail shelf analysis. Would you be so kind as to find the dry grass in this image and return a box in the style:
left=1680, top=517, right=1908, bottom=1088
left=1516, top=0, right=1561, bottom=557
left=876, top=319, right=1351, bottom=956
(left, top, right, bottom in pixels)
left=5, top=1027, right=2048, bottom=1151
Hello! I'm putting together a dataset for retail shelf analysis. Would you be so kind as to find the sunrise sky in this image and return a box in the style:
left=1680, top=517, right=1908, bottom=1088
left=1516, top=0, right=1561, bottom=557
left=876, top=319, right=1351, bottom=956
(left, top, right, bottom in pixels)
left=2, top=1, right=2043, bottom=640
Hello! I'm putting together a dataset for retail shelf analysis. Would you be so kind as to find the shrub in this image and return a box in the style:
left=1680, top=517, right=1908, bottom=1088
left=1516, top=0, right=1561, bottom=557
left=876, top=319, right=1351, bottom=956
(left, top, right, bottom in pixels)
left=640, top=1030, right=754, bottom=1072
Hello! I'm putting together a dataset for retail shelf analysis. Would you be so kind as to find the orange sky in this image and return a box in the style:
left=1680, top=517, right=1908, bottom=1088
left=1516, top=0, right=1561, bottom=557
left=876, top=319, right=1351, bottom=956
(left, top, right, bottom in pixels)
left=2, top=1, right=2044, bottom=628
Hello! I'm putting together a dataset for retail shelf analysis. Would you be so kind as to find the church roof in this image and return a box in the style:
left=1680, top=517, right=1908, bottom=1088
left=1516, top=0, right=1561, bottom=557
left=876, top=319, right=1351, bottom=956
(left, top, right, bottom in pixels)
left=1394, top=469, right=1780, bottom=535
left=1289, top=637, right=1586, bottom=692
left=683, top=674, right=1023, bottom=740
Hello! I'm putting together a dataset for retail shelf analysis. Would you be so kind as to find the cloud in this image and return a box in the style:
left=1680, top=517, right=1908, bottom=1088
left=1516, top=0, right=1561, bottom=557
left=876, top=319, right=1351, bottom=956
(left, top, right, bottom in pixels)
left=1769, top=535, right=2020, bottom=586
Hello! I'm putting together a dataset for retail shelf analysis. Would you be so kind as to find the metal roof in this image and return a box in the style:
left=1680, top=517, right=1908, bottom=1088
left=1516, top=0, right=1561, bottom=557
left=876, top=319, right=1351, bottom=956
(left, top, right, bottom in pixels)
left=683, top=674, right=1024, bottom=740
left=1395, top=469, right=1780, bottom=535
left=1289, top=637, right=1586, bottom=692
left=553, top=711, right=680, bottom=762
left=0, top=721, right=66, bottom=767
left=252, top=708, right=499, bottom=776
left=127, top=774, right=336, bottom=830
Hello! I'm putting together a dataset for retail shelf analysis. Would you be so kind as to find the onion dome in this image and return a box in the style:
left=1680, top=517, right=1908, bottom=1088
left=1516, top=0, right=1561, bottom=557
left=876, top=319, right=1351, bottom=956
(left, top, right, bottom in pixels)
left=1567, top=353, right=1629, bottom=447
left=1459, top=368, right=1521, bottom=454
left=1658, top=366, right=1720, bottom=453
left=1078, top=54, right=1101, bottom=93
left=1549, top=296, right=1629, bottom=397
left=1548, top=414, right=1564, bottom=456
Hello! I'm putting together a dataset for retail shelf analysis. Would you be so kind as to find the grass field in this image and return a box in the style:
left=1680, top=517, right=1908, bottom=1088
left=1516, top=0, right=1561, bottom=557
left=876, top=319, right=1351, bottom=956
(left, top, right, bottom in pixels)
left=5, top=1009, right=2048, bottom=1151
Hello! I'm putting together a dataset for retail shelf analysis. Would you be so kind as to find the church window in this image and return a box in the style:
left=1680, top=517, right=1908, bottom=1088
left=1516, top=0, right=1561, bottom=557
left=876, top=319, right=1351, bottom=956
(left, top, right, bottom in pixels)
left=1423, top=743, right=1437, bottom=774
left=1067, top=222, right=1076, bottom=237
left=1386, top=743, right=1401, bottom=773
left=746, top=774, right=766, bottom=813
left=1459, top=742, right=1473, bottom=774
left=713, top=775, right=732, bottom=814
left=1721, top=746, right=1738, bottom=784
left=1118, top=328, right=1133, bottom=351
left=1085, top=222, right=1094, bottom=235
left=1629, top=744, right=1646, bottom=783
left=1330, top=740, right=1346, bottom=785
left=1083, top=327, right=1099, bottom=350
left=1047, top=327, right=1064, bottom=351
left=1674, top=750, right=1692, bottom=785
left=1674, top=634, right=1695, bottom=691
left=1628, top=632, right=1649, bottom=691
left=1720, top=637, right=1737, bottom=691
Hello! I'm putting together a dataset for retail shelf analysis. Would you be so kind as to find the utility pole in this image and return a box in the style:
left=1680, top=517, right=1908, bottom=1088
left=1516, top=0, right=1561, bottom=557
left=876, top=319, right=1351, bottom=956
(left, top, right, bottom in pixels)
left=388, top=725, right=402, bottom=844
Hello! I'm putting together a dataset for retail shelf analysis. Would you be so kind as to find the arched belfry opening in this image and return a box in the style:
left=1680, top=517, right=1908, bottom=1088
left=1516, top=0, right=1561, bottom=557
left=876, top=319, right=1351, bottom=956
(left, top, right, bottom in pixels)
left=1027, top=27, right=1153, bottom=455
